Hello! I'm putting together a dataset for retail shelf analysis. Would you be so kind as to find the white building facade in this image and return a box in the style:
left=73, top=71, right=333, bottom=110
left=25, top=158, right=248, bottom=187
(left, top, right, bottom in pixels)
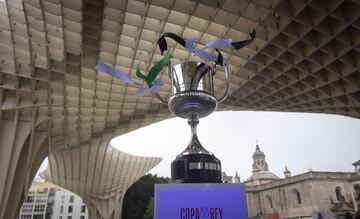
left=18, top=181, right=57, bottom=219
left=18, top=181, right=88, bottom=219
left=52, top=189, right=88, bottom=219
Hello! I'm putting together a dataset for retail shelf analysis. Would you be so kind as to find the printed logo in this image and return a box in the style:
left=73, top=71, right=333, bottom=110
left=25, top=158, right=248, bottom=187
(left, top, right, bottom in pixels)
left=200, top=207, right=209, bottom=218
left=180, top=207, right=223, bottom=219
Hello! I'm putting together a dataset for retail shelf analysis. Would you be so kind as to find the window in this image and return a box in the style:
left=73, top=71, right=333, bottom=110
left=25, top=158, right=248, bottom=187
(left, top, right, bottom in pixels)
left=69, top=195, right=74, bottom=203
left=59, top=217, right=62, bottom=219
left=60, top=206, right=64, bottom=213
left=22, top=205, right=33, bottom=212
left=354, top=184, right=360, bottom=197
left=35, top=195, right=47, bottom=203
left=292, top=189, right=302, bottom=205
left=61, top=195, right=65, bottom=203
left=33, top=215, right=44, bottom=219
left=34, top=204, right=45, bottom=212
left=26, top=195, right=35, bottom=203
left=80, top=216, right=85, bottom=219
left=68, top=206, right=73, bottom=213
left=81, top=205, right=86, bottom=213
left=265, top=195, right=273, bottom=209
left=335, top=186, right=345, bottom=202
left=21, top=215, right=32, bottom=219
left=296, top=191, right=302, bottom=204
left=67, top=216, right=72, bottom=219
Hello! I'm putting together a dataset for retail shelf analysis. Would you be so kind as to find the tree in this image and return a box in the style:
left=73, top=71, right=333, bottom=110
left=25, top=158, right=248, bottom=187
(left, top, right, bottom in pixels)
left=122, top=174, right=170, bottom=219
left=143, top=197, right=154, bottom=219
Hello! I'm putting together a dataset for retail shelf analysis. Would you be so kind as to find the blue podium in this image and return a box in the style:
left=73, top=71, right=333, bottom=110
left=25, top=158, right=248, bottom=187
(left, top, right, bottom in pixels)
left=154, top=183, right=248, bottom=219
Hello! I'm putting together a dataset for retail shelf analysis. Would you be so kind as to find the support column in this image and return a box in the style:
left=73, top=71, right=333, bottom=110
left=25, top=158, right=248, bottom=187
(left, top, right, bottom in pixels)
left=86, top=194, right=123, bottom=219
left=0, top=120, right=48, bottom=219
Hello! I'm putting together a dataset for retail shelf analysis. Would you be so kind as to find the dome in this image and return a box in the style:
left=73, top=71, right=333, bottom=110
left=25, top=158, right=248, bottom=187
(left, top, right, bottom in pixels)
left=250, top=171, right=279, bottom=180
left=253, top=150, right=265, bottom=156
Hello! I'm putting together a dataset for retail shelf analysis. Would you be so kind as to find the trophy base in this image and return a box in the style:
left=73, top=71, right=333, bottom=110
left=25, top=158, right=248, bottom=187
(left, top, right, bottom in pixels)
left=171, top=153, right=222, bottom=183
left=168, top=91, right=218, bottom=119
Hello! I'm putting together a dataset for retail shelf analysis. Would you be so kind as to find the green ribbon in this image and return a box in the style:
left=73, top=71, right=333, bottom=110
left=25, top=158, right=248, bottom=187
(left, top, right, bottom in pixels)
left=136, top=51, right=173, bottom=88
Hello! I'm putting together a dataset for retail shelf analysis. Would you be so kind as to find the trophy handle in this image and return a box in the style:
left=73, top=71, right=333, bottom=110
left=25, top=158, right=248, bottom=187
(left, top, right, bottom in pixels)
left=155, top=61, right=171, bottom=104
left=155, top=93, right=168, bottom=104
left=217, top=59, right=230, bottom=103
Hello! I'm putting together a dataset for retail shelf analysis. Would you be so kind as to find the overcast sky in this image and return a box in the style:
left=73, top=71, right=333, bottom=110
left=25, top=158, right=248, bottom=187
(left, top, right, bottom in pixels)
left=37, top=111, right=360, bottom=181
left=111, top=111, right=360, bottom=181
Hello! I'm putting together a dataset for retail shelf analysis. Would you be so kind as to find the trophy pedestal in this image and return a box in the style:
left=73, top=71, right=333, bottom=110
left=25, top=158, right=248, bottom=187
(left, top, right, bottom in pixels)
left=171, top=153, right=222, bottom=183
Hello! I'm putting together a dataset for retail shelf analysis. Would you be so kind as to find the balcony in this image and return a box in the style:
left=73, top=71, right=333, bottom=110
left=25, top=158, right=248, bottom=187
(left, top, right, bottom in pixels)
left=354, top=192, right=360, bottom=200
left=46, top=208, right=53, bottom=214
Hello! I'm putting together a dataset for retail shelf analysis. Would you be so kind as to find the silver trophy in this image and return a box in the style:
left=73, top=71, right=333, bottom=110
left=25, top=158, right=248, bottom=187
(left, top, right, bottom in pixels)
left=157, top=60, right=229, bottom=183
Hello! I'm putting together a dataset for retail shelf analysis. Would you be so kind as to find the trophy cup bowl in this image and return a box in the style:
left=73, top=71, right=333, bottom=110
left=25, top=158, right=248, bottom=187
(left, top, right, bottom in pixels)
left=157, top=60, right=229, bottom=183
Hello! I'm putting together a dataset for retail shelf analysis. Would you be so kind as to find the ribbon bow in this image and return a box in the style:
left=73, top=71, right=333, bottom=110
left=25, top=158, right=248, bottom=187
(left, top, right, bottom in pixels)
left=95, top=51, right=172, bottom=96
left=96, top=30, right=256, bottom=96
left=157, top=30, right=256, bottom=66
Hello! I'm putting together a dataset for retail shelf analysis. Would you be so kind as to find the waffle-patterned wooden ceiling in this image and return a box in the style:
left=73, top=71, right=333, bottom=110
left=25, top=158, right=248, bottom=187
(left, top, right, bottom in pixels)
left=0, top=0, right=359, bottom=218
left=0, top=0, right=359, bottom=150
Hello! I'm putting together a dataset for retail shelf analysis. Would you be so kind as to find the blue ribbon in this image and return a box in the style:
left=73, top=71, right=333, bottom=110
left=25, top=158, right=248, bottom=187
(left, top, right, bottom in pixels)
left=134, top=77, right=164, bottom=96
left=95, top=61, right=140, bottom=86
left=185, top=38, right=219, bottom=63
left=95, top=61, right=163, bottom=96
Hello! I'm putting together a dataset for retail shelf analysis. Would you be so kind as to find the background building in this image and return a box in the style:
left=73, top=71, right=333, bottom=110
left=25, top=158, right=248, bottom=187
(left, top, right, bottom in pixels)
left=224, top=144, right=360, bottom=219
left=18, top=180, right=88, bottom=219
left=52, top=189, right=88, bottom=219
left=18, top=181, right=57, bottom=219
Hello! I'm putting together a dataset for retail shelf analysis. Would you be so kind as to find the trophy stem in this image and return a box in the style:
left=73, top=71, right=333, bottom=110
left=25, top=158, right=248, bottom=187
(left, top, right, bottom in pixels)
left=171, top=113, right=222, bottom=183
left=188, top=115, right=199, bottom=135
left=177, top=115, right=211, bottom=156
left=184, top=115, right=212, bottom=155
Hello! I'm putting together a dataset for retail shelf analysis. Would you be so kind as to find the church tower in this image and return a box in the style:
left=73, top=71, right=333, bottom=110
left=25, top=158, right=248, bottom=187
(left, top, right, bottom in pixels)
left=234, top=171, right=241, bottom=183
left=252, top=143, right=269, bottom=173
left=246, top=143, right=279, bottom=186
left=284, top=166, right=291, bottom=178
